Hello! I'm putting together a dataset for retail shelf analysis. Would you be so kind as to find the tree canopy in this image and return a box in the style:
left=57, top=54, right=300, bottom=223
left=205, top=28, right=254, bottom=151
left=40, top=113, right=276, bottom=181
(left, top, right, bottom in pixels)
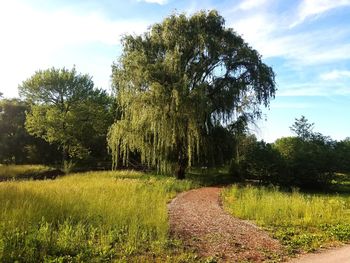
left=0, top=99, right=33, bottom=163
left=108, top=10, right=276, bottom=178
left=19, top=67, right=114, bottom=163
left=0, top=98, right=60, bottom=164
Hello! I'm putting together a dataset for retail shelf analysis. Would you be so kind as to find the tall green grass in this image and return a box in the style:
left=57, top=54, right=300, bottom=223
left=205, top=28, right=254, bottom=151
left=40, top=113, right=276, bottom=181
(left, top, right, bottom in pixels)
left=0, top=170, right=197, bottom=262
left=0, top=164, right=55, bottom=180
left=223, top=185, right=350, bottom=253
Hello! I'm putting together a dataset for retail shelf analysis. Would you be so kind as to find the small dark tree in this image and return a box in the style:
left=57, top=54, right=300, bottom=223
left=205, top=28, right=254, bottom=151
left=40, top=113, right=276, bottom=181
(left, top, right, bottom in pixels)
left=290, top=115, right=314, bottom=140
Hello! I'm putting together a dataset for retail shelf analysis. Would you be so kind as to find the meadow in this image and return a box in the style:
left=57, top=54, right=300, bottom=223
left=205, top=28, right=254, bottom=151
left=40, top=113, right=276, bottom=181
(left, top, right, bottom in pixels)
left=223, top=184, right=350, bottom=254
left=0, top=165, right=60, bottom=181
left=3, top=164, right=350, bottom=261
left=0, top=169, right=198, bottom=262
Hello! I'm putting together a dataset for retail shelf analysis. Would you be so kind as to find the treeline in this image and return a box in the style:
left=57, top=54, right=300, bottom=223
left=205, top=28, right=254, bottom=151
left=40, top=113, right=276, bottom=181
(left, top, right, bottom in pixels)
left=0, top=68, right=117, bottom=170
left=230, top=116, right=350, bottom=189
left=0, top=11, right=349, bottom=189
left=1, top=89, right=349, bottom=189
left=0, top=98, right=60, bottom=164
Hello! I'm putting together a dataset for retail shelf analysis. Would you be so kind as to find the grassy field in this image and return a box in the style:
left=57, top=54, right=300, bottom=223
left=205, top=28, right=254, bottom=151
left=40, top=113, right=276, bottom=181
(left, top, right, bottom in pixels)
left=223, top=185, right=350, bottom=254
left=3, top=165, right=350, bottom=261
left=0, top=164, right=60, bottom=181
left=0, top=170, right=198, bottom=262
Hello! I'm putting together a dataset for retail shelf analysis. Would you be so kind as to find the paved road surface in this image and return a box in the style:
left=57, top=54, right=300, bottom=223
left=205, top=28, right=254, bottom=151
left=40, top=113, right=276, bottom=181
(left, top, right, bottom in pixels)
left=289, top=245, right=350, bottom=263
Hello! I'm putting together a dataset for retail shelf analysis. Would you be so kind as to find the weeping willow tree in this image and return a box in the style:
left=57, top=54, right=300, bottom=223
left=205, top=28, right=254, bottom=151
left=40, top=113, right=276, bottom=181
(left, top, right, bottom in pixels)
left=108, top=10, right=276, bottom=179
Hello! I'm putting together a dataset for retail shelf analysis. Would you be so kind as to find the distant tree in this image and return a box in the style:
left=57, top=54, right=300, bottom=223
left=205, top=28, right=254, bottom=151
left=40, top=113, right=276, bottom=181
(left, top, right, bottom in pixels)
left=229, top=134, right=282, bottom=183
left=290, top=115, right=314, bottom=140
left=19, top=67, right=113, bottom=164
left=108, top=10, right=276, bottom=179
left=273, top=135, right=335, bottom=188
left=335, top=138, right=350, bottom=172
left=0, top=99, right=30, bottom=163
left=199, top=125, right=235, bottom=167
left=0, top=92, right=3, bottom=98
left=0, top=99, right=59, bottom=164
left=229, top=134, right=257, bottom=181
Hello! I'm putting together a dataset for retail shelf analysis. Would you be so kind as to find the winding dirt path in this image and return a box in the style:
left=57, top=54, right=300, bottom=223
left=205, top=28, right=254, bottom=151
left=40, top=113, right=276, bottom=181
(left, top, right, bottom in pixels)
left=168, top=187, right=284, bottom=262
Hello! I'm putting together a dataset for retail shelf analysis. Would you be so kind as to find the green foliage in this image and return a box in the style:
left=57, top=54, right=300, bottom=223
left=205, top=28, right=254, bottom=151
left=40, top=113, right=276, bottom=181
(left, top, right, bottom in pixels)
left=230, top=116, right=337, bottom=189
left=0, top=170, right=197, bottom=262
left=274, top=136, right=335, bottom=188
left=0, top=99, right=30, bottom=163
left=19, top=67, right=114, bottom=163
left=229, top=135, right=283, bottom=183
left=108, top=10, right=276, bottom=178
left=223, top=185, right=350, bottom=253
left=290, top=115, right=314, bottom=140
left=199, top=126, right=235, bottom=167
left=334, top=138, right=350, bottom=173
left=0, top=99, right=60, bottom=164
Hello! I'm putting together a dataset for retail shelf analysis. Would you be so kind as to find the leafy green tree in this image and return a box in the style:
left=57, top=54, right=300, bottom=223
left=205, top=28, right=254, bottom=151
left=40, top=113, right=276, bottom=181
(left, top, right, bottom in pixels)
left=108, top=10, right=276, bottom=179
left=0, top=99, right=60, bottom=164
left=273, top=135, right=335, bottom=188
left=229, top=134, right=282, bottom=183
left=19, top=67, right=113, bottom=164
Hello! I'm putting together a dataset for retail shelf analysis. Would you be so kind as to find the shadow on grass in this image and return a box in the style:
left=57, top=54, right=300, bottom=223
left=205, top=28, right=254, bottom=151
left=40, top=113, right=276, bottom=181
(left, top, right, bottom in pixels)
left=185, top=167, right=238, bottom=187
left=184, top=169, right=350, bottom=196
left=0, top=166, right=64, bottom=182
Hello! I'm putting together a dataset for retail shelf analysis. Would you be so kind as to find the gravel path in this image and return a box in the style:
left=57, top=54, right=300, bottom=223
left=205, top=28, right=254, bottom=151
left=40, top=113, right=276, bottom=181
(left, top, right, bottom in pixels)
left=168, top=187, right=284, bottom=262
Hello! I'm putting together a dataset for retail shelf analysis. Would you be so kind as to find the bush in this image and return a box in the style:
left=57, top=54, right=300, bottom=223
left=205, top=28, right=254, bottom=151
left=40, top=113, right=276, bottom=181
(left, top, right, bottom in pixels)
left=229, top=133, right=335, bottom=189
left=274, top=136, right=335, bottom=189
left=230, top=139, right=283, bottom=184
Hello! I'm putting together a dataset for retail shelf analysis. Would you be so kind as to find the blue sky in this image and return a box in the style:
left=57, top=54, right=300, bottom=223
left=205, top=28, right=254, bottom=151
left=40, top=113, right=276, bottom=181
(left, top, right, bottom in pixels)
left=1, top=0, right=349, bottom=142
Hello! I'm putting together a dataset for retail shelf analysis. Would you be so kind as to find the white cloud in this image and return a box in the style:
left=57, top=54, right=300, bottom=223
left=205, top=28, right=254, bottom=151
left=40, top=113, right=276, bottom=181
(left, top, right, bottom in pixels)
left=137, top=0, right=168, bottom=5
left=226, top=1, right=350, bottom=67
left=230, top=14, right=277, bottom=47
left=293, top=0, right=350, bottom=26
left=237, top=0, right=268, bottom=10
left=0, top=0, right=150, bottom=97
left=230, top=14, right=350, bottom=66
left=270, top=102, right=312, bottom=109
left=320, top=70, right=350, bottom=80
left=277, top=82, right=350, bottom=97
left=268, top=34, right=350, bottom=66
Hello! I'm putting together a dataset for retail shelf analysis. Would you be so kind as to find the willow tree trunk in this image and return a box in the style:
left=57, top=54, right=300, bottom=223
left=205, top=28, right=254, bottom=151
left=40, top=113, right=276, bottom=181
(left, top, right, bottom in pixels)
left=175, top=147, right=187, bottom=180
left=175, top=161, right=186, bottom=179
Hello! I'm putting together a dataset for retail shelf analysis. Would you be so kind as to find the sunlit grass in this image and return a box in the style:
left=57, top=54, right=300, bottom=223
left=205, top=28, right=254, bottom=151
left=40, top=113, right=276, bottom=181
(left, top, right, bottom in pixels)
left=0, top=170, right=198, bottom=262
left=223, top=185, right=350, bottom=253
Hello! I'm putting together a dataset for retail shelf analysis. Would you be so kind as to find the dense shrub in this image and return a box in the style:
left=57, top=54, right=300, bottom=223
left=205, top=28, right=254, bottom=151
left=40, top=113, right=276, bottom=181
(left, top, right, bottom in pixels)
left=230, top=139, right=283, bottom=184
left=230, top=134, right=336, bottom=189
left=274, top=136, right=335, bottom=188
left=334, top=138, right=350, bottom=173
